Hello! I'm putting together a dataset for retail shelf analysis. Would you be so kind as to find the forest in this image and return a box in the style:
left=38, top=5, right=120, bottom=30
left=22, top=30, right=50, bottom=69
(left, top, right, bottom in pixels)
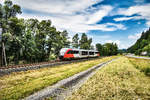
left=127, top=28, right=150, bottom=56
left=0, top=0, right=118, bottom=66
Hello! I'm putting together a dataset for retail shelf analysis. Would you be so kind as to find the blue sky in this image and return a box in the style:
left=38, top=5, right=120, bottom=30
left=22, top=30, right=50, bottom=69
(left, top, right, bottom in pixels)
left=10, top=0, right=150, bottom=49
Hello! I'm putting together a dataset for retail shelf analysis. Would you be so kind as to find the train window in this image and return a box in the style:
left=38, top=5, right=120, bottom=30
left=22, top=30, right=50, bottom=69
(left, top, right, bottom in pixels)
left=71, top=50, right=79, bottom=54
left=81, top=51, right=88, bottom=55
left=89, top=52, right=94, bottom=55
left=95, top=52, right=99, bottom=54
left=67, top=50, right=79, bottom=54
left=67, top=50, right=72, bottom=54
left=75, top=51, right=79, bottom=54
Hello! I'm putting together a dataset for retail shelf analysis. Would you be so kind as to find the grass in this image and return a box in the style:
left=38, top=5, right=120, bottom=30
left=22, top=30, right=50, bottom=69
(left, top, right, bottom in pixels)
left=0, top=56, right=117, bottom=100
left=129, top=58, right=150, bottom=76
left=67, top=57, right=150, bottom=100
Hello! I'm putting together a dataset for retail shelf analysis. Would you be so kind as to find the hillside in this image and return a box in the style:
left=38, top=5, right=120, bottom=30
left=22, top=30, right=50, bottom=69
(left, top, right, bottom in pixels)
left=128, top=28, right=150, bottom=56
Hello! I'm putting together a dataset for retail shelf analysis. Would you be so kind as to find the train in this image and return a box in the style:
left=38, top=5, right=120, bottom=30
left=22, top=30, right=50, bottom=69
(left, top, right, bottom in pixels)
left=59, top=48, right=100, bottom=60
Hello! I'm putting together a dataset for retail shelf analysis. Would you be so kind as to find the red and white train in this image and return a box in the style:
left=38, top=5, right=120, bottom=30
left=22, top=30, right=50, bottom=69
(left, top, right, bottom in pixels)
left=59, top=48, right=100, bottom=60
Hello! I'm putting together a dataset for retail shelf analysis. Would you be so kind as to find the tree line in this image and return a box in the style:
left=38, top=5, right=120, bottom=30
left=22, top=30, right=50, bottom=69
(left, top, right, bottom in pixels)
left=71, top=33, right=118, bottom=56
left=127, top=28, right=150, bottom=56
left=0, top=0, right=118, bottom=66
left=96, top=43, right=118, bottom=56
left=0, top=0, right=70, bottom=66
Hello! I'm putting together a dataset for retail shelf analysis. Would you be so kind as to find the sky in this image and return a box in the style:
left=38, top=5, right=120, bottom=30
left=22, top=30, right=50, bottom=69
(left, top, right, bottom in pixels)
left=5, top=0, right=150, bottom=49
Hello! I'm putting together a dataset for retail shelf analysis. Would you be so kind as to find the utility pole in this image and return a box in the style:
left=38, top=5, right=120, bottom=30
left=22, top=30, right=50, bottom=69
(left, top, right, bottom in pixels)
left=0, top=23, right=7, bottom=67
left=1, top=28, right=7, bottom=67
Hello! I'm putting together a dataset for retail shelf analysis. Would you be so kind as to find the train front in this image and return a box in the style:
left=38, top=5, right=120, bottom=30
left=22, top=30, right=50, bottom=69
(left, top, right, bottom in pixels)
left=59, top=48, right=67, bottom=59
left=59, top=48, right=74, bottom=60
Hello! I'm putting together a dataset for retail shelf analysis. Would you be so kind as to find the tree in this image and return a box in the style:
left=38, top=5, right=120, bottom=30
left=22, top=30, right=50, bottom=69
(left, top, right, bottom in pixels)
left=35, top=20, right=50, bottom=61
left=113, top=43, right=118, bottom=55
left=88, top=38, right=92, bottom=49
left=90, top=45, right=94, bottom=50
left=0, top=0, right=21, bottom=66
left=54, top=30, right=70, bottom=57
left=127, top=28, right=150, bottom=56
left=46, top=26, right=56, bottom=58
left=79, top=33, right=92, bottom=49
left=4, top=18, right=24, bottom=64
left=61, top=30, right=70, bottom=48
left=72, top=33, right=79, bottom=48
left=96, top=43, right=103, bottom=55
left=22, top=19, right=39, bottom=62
left=0, top=4, right=2, bottom=66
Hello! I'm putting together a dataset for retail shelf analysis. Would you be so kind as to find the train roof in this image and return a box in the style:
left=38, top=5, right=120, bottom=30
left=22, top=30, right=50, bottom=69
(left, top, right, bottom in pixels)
left=60, top=48, right=98, bottom=52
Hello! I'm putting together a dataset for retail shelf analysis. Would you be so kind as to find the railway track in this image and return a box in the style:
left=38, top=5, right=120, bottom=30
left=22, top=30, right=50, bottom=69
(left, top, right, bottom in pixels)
left=0, top=60, right=60, bottom=69
left=0, top=57, right=102, bottom=76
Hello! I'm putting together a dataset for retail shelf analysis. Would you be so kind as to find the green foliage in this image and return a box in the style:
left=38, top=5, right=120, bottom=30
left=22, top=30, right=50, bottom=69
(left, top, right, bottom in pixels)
left=72, top=33, right=79, bottom=48
left=0, top=1, right=70, bottom=65
left=71, top=33, right=93, bottom=49
left=0, top=0, right=22, bottom=65
left=128, top=28, right=150, bottom=56
left=96, top=43, right=118, bottom=56
left=118, top=49, right=127, bottom=55
left=3, top=18, right=70, bottom=64
left=129, top=58, right=150, bottom=76
left=79, top=33, right=92, bottom=49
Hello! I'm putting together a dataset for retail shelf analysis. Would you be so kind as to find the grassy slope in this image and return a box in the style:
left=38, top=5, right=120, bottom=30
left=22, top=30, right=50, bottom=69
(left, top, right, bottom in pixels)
left=129, top=58, right=150, bottom=76
left=68, top=57, right=150, bottom=100
left=0, top=56, right=117, bottom=100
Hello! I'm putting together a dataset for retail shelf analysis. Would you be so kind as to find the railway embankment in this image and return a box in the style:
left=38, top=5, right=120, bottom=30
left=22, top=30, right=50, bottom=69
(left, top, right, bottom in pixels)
left=0, top=56, right=117, bottom=100
left=0, top=57, right=102, bottom=76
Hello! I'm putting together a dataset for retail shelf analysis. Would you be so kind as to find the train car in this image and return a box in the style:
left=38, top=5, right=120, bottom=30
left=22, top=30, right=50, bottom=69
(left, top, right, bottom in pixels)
left=59, top=48, right=100, bottom=60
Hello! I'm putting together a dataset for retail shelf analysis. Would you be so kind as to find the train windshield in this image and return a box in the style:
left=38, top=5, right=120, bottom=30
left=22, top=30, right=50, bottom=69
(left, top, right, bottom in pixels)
left=59, top=48, right=68, bottom=56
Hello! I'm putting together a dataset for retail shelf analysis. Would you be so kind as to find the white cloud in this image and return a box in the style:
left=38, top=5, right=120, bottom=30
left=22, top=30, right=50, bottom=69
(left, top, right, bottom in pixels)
left=116, top=4, right=150, bottom=26
left=105, top=40, right=128, bottom=49
left=14, top=0, right=101, bottom=14
left=105, top=23, right=126, bottom=30
left=128, top=33, right=141, bottom=39
left=114, top=16, right=138, bottom=21
left=13, top=0, right=126, bottom=33
left=87, top=5, right=113, bottom=24
left=146, top=21, right=150, bottom=27
left=117, top=4, right=150, bottom=16
left=17, top=9, right=126, bottom=33
left=104, top=40, right=130, bottom=49
left=138, top=22, right=141, bottom=24
left=134, top=0, right=145, bottom=3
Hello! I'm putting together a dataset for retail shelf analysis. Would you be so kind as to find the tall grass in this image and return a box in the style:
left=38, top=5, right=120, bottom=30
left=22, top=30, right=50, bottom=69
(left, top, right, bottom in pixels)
left=68, top=57, right=150, bottom=100
left=129, top=58, right=150, bottom=76
left=0, top=56, right=117, bottom=100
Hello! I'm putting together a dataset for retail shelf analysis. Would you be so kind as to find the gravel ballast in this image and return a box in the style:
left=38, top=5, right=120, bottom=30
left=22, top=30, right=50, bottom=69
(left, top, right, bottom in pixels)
left=23, top=58, right=118, bottom=100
